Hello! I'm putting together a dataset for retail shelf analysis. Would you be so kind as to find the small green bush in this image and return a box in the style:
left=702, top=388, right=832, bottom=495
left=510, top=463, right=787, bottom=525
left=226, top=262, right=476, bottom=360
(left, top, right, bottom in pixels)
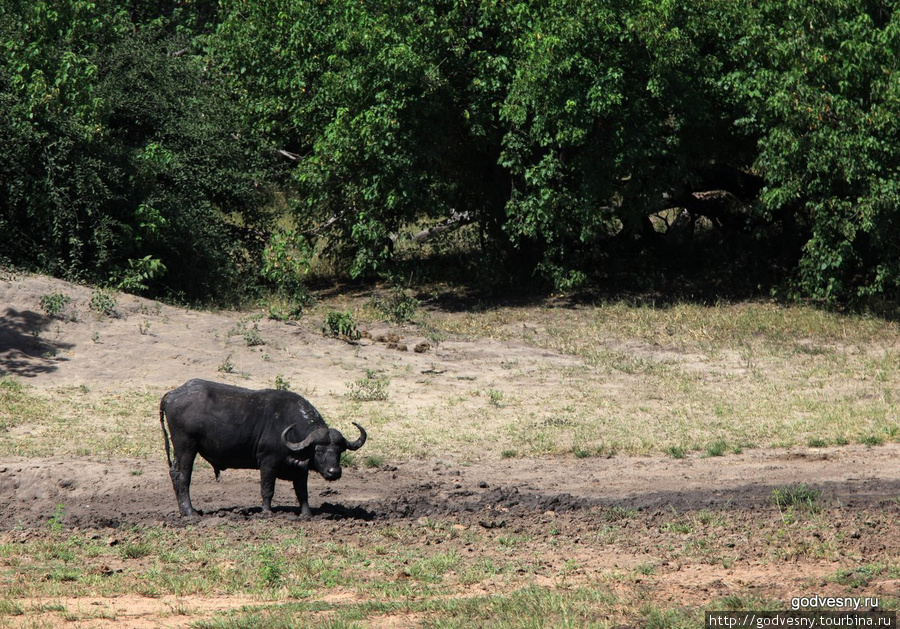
left=346, top=371, right=389, bottom=402
left=39, top=292, right=71, bottom=318
left=89, top=289, right=117, bottom=317
left=371, top=287, right=420, bottom=324
left=274, top=374, right=291, bottom=391
left=261, top=230, right=313, bottom=320
left=243, top=324, right=265, bottom=347
left=322, top=311, right=360, bottom=340
left=218, top=354, right=235, bottom=374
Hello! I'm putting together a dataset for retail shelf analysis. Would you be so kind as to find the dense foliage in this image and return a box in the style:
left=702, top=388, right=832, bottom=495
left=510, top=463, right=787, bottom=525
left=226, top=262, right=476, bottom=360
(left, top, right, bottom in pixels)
left=0, top=0, right=275, bottom=300
left=2, top=0, right=899, bottom=304
left=727, top=0, right=900, bottom=302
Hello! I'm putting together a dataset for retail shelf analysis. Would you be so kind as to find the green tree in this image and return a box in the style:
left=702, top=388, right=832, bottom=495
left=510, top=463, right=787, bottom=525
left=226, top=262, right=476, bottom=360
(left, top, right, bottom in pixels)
left=0, top=0, right=128, bottom=278
left=215, top=0, right=754, bottom=288
left=726, top=0, right=900, bottom=302
left=0, top=0, right=276, bottom=299
left=215, top=1, right=511, bottom=278
left=6, top=0, right=899, bottom=305
left=497, top=0, right=749, bottom=287
left=96, top=26, right=277, bottom=298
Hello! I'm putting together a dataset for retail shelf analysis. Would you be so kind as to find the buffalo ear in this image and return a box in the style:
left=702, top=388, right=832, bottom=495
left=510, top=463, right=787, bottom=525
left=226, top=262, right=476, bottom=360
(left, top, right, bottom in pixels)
left=282, top=425, right=329, bottom=452
left=345, top=422, right=367, bottom=451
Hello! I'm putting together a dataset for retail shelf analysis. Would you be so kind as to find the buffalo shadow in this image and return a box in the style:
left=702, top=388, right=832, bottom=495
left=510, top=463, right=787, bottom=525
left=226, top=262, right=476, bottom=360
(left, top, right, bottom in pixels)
left=0, top=308, right=73, bottom=378
left=202, top=503, right=376, bottom=522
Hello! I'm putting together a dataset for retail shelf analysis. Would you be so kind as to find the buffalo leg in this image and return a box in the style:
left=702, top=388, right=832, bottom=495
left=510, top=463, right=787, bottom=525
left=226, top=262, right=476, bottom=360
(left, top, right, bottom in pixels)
left=260, top=466, right=277, bottom=512
left=170, top=450, right=199, bottom=517
left=293, top=469, right=311, bottom=517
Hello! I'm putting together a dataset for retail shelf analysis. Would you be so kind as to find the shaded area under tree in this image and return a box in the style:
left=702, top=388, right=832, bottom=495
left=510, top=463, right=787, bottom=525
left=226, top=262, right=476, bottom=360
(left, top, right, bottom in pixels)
left=0, top=308, right=73, bottom=378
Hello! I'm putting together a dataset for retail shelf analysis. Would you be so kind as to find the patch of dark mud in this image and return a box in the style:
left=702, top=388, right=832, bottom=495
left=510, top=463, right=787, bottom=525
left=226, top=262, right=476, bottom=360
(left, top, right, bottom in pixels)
left=371, top=483, right=596, bottom=521
left=6, top=449, right=900, bottom=532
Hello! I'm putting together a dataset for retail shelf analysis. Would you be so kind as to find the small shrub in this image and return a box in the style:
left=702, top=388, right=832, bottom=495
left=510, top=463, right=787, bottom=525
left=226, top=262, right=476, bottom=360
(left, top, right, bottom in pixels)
left=89, top=289, right=117, bottom=317
left=258, top=546, right=283, bottom=588
left=833, top=564, right=882, bottom=588
left=603, top=506, right=637, bottom=522
left=642, top=606, right=695, bottom=628
left=261, top=230, right=312, bottom=313
left=322, top=311, right=360, bottom=340
left=665, top=445, right=686, bottom=459
left=274, top=374, right=291, bottom=391
left=266, top=296, right=308, bottom=322
left=39, top=292, right=71, bottom=318
left=243, top=323, right=265, bottom=347
left=364, top=454, right=385, bottom=468
left=114, top=255, right=166, bottom=292
left=0, top=378, right=24, bottom=393
left=0, top=600, right=24, bottom=616
left=371, top=287, right=420, bottom=324
left=346, top=373, right=389, bottom=402
left=218, top=354, right=235, bottom=373
left=663, top=521, right=692, bottom=534
left=704, top=440, right=727, bottom=457
left=47, top=504, right=66, bottom=533
left=120, top=541, right=152, bottom=559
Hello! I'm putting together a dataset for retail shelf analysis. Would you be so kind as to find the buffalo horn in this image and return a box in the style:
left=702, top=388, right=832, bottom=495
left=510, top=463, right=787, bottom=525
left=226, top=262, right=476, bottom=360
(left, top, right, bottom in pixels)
left=282, top=425, right=328, bottom=452
left=345, top=422, right=367, bottom=451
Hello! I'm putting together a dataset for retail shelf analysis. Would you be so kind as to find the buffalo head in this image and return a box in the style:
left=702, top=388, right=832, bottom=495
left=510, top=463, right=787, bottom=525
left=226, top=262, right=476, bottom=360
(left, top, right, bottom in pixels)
left=281, top=422, right=367, bottom=480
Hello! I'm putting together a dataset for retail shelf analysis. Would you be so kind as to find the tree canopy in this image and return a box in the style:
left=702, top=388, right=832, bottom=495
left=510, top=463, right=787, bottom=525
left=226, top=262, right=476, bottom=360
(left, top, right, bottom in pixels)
left=2, top=0, right=899, bottom=305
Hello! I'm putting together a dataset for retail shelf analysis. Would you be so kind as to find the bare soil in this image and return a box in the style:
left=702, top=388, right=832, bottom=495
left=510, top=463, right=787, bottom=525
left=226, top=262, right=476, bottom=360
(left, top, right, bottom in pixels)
left=3, top=445, right=900, bottom=531
left=2, top=273, right=900, bottom=626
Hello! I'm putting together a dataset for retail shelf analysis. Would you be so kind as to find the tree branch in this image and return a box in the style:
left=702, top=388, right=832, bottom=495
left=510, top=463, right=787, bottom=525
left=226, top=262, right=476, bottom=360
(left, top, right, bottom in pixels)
left=276, top=149, right=301, bottom=161
left=302, top=214, right=343, bottom=237
left=411, top=210, right=474, bottom=243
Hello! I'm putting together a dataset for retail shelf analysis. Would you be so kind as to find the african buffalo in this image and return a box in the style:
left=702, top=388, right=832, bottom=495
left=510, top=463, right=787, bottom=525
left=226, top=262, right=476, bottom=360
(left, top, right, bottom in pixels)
left=160, top=379, right=366, bottom=517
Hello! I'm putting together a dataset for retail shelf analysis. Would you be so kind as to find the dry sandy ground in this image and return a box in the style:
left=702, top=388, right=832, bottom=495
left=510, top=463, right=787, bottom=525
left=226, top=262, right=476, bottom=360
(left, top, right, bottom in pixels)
left=2, top=272, right=900, bottom=626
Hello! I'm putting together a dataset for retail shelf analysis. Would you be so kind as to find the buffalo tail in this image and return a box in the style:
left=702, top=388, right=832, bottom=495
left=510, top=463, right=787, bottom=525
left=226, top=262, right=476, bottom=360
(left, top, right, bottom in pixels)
left=159, top=392, right=172, bottom=468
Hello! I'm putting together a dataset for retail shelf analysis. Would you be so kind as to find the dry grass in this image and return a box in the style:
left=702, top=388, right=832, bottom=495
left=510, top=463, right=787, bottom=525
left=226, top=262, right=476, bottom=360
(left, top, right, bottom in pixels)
left=0, top=385, right=159, bottom=459
left=4, top=300, right=900, bottom=461
left=421, top=300, right=900, bottom=457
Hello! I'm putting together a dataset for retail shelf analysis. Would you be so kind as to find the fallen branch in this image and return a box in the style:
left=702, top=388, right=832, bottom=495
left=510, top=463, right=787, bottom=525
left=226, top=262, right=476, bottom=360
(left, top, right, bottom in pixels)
left=411, top=210, right=474, bottom=243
